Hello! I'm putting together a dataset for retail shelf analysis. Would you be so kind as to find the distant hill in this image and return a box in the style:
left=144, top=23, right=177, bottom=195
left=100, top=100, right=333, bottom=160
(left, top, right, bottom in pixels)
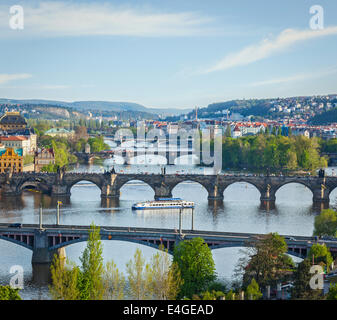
left=308, top=107, right=337, bottom=125
left=184, top=99, right=271, bottom=120
left=0, top=98, right=189, bottom=116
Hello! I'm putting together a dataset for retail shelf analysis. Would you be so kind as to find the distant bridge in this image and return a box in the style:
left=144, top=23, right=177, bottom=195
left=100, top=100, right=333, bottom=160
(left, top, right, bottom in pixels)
left=75, top=148, right=196, bottom=165
left=0, top=171, right=336, bottom=208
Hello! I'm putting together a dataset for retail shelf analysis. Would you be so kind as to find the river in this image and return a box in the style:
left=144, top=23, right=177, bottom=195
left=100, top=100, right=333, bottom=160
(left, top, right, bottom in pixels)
left=0, top=151, right=336, bottom=299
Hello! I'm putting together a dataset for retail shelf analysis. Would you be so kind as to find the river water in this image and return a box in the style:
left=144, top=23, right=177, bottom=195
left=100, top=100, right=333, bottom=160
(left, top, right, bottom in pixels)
left=1, top=152, right=337, bottom=299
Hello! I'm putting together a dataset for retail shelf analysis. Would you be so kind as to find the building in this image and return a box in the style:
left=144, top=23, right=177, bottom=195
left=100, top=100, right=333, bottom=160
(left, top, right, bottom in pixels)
left=0, top=111, right=27, bottom=132
left=0, top=136, right=30, bottom=156
left=232, top=125, right=242, bottom=138
left=34, top=148, right=55, bottom=172
left=44, top=128, right=75, bottom=138
left=0, top=134, right=37, bottom=156
left=0, top=147, right=23, bottom=173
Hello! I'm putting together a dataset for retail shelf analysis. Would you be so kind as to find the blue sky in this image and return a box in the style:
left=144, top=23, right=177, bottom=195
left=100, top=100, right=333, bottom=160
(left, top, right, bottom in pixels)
left=0, top=0, right=337, bottom=109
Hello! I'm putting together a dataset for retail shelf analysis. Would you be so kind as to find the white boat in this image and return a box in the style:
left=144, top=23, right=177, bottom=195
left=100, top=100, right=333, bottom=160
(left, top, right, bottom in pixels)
left=132, top=198, right=194, bottom=210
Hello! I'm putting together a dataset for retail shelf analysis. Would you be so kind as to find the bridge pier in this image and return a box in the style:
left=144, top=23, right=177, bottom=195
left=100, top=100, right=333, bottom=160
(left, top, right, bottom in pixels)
left=207, top=185, right=224, bottom=202
left=312, top=188, right=330, bottom=210
left=51, top=184, right=70, bottom=197
left=101, top=184, right=120, bottom=199
left=1, top=184, right=21, bottom=197
left=101, top=197, right=120, bottom=208
left=259, top=186, right=276, bottom=210
left=32, top=230, right=66, bottom=284
left=260, top=201, right=276, bottom=211
left=154, top=185, right=172, bottom=200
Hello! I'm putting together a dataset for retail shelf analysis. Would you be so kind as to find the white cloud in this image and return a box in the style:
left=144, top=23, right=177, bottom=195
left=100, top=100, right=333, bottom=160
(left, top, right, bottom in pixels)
left=0, top=1, right=215, bottom=38
left=0, top=73, right=32, bottom=84
left=248, top=66, right=337, bottom=87
left=201, top=26, right=337, bottom=73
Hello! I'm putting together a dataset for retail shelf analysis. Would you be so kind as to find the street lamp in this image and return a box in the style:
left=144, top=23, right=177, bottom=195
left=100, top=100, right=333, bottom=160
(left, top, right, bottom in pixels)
left=179, top=207, right=182, bottom=235
left=56, top=201, right=62, bottom=225
left=39, top=204, right=43, bottom=230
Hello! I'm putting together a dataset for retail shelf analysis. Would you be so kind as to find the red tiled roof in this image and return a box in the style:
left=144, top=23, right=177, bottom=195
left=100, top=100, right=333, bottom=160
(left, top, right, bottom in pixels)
left=0, top=136, right=28, bottom=141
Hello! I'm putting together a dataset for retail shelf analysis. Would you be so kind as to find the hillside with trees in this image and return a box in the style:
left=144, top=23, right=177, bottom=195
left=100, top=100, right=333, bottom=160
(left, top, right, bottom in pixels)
left=308, top=107, right=337, bottom=125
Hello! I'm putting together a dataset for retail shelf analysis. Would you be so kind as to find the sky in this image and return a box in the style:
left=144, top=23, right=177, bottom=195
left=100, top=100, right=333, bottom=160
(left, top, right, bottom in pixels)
left=0, top=0, right=337, bottom=109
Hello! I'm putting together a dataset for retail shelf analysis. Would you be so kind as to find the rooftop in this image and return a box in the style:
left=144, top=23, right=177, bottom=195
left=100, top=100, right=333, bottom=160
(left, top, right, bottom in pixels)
left=0, top=112, right=27, bottom=126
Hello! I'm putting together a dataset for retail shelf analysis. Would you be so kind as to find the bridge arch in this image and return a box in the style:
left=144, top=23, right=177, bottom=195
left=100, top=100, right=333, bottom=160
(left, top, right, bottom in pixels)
left=328, top=186, right=337, bottom=205
left=117, top=178, right=156, bottom=196
left=170, top=179, right=209, bottom=199
left=222, top=181, right=262, bottom=201
left=274, top=181, right=314, bottom=202
left=17, top=177, right=52, bottom=194
left=209, top=243, right=305, bottom=259
left=0, top=235, right=33, bottom=251
left=49, top=237, right=174, bottom=254
left=66, top=178, right=103, bottom=194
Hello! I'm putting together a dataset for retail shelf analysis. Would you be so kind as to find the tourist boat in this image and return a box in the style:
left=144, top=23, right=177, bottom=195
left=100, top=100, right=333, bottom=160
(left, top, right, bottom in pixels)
left=132, top=198, right=194, bottom=210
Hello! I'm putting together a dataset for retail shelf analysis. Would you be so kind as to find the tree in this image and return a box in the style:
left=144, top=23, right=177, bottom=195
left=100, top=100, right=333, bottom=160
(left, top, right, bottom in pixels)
left=49, top=255, right=80, bottom=300
left=126, top=249, right=152, bottom=300
left=78, top=223, right=105, bottom=300
left=313, top=209, right=337, bottom=237
left=103, top=260, right=126, bottom=300
left=173, top=237, right=216, bottom=298
left=327, top=283, right=337, bottom=300
left=288, top=127, right=292, bottom=136
left=291, top=259, right=322, bottom=300
left=308, top=243, right=333, bottom=273
left=225, top=125, right=231, bottom=138
left=235, top=233, right=294, bottom=289
left=75, top=126, right=89, bottom=141
left=272, top=126, right=277, bottom=136
left=246, top=278, right=262, bottom=300
left=0, top=286, right=21, bottom=300
left=148, top=246, right=183, bottom=300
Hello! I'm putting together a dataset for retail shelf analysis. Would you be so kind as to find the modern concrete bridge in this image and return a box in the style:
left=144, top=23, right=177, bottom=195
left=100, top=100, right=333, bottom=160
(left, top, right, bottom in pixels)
left=0, top=222, right=335, bottom=283
left=0, top=170, right=336, bottom=208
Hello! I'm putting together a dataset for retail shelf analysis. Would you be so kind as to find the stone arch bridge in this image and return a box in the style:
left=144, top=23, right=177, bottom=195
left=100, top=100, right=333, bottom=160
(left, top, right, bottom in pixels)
left=0, top=171, right=337, bottom=207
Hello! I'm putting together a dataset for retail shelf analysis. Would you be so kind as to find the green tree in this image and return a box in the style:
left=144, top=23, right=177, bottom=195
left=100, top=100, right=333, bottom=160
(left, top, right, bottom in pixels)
left=225, top=289, right=237, bottom=300
left=308, top=243, right=333, bottom=272
left=225, top=125, right=231, bottom=138
left=78, top=223, right=105, bottom=300
left=327, top=283, right=337, bottom=300
left=103, top=260, right=126, bottom=300
left=246, top=278, right=262, bottom=300
left=126, top=249, right=152, bottom=300
left=0, top=286, right=21, bottom=300
left=288, top=127, right=292, bottom=136
left=235, top=233, right=294, bottom=289
left=291, top=259, right=322, bottom=300
left=313, top=209, right=337, bottom=237
left=49, top=254, right=80, bottom=300
left=148, top=246, right=183, bottom=300
left=173, top=237, right=216, bottom=298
